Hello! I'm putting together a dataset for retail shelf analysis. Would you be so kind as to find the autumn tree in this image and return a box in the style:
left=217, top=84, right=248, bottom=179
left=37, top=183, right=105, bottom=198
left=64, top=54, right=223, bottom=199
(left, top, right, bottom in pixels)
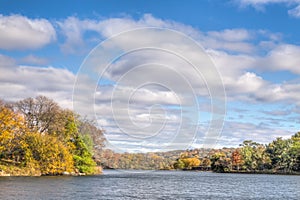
left=201, top=157, right=211, bottom=170
left=231, top=149, right=243, bottom=171
left=22, top=132, right=74, bottom=175
left=0, top=96, right=105, bottom=175
left=173, top=152, right=201, bottom=170
left=0, top=103, right=26, bottom=161
left=210, top=152, right=231, bottom=172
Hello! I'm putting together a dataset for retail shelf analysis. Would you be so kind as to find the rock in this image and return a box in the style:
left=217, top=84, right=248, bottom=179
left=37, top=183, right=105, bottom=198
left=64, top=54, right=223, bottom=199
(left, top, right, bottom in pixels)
left=62, top=171, right=70, bottom=176
left=0, top=171, right=11, bottom=176
left=70, top=172, right=76, bottom=176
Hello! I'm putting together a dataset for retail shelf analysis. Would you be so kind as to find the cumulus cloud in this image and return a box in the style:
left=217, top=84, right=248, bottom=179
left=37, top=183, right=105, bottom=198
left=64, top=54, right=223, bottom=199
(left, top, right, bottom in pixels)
left=57, top=14, right=201, bottom=54
left=55, top=14, right=300, bottom=150
left=57, top=14, right=281, bottom=56
left=1, top=14, right=300, bottom=151
left=208, top=29, right=252, bottom=42
left=212, top=120, right=295, bottom=148
left=0, top=15, right=56, bottom=50
left=258, top=44, right=300, bottom=74
left=0, top=55, right=75, bottom=108
left=208, top=47, right=300, bottom=105
left=71, top=27, right=225, bottom=151
left=58, top=14, right=259, bottom=55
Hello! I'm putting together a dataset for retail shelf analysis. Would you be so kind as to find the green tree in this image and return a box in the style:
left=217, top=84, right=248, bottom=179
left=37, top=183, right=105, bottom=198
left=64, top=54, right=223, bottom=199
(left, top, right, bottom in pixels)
left=266, top=137, right=291, bottom=171
left=73, top=135, right=96, bottom=174
left=289, top=132, right=300, bottom=171
left=239, top=140, right=271, bottom=171
left=173, top=159, right=186, bottom=169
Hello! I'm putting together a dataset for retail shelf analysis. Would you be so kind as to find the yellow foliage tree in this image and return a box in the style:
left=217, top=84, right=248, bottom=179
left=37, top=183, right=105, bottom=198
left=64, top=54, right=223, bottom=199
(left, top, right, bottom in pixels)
left=0, top=104, right=26, bottom=160
left=23, top=132, right=74, bottom=175
left=182, top=157, right=201, bottom=169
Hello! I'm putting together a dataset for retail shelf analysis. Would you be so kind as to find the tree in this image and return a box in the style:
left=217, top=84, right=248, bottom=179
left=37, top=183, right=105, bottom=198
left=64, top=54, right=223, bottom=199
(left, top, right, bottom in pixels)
left=289, top=132, right=300, bottom=171
left=173, top=153, right=201, bottom=170
left=58, top=110, right=97, bottom=174
left=0, top=104, right=26, bottom=161
left=15, top=96, right=62, bottom=134
left=78, top=119, right=105, bottom=162
left=266, top=137, right=291, bottom=171
left=239, top=140, right=270, bottom=171
left=73, top=135, right=96, bottom=174
left=182, top=157, right=201, bottom=169
left=210, top=152, right=231, bottom=172
left=240, top=141, right=255, bottom=170
left=22, top=132, right=74, bottom=175
left=231, top=149, right=243, bottom=171
left=201, top=157, right=211, bottom=170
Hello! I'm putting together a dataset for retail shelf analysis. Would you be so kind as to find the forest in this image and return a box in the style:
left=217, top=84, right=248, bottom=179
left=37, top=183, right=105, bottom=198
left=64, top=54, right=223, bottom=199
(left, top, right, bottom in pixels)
left=0, top=96, right=104, bottom=176
left=98, top=135, right=300, bottom=174
left=0, top=96, right=299, bottom=175
left=99, top=133, right=300, bottom=174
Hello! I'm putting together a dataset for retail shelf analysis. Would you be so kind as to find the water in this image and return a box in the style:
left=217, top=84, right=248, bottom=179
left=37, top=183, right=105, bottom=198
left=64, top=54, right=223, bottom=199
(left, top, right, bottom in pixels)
left=0, top=170, right=299, bottom=199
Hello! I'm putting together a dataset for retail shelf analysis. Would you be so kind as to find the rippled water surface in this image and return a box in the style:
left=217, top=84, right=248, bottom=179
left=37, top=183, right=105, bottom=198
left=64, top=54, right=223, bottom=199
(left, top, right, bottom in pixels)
left=0, top=170, right=299, bottom=199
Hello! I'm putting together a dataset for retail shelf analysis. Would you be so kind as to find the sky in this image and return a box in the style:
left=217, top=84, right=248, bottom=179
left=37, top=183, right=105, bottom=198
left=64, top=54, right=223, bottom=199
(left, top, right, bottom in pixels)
left=0, top=0, right=300, bottom=152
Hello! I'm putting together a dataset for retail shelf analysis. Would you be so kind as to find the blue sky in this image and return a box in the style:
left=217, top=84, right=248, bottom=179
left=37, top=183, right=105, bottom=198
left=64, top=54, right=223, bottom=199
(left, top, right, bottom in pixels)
left=1, top=0, right=300, bottom=152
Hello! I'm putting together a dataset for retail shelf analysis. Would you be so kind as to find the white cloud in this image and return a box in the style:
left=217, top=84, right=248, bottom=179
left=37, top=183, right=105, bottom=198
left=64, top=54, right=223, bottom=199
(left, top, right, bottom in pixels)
left=1, top=14, right=300, bottom=151
left=209, top=43, right=300, bottom=77
left=207, top=47, right=300, bottom=105
left=237, top=0, right=300, bottom=18
left=58, top=14, right=201, bottom=54
left=207, top=29, right=252, bottom=42
left=59, top=14, right=252, bottom=55
left=58, top=15, right=280, bottom=55
left=0, top=55, right=75, bottom=108
left=56, top=14, right=300, bottom=150
left=288, top=5, right=300, bottom=17
left=0, top=15, right=56, bottom=50
left=259, top=44, right=300, bottom=74
left=212, top=120, right=295, bottom=148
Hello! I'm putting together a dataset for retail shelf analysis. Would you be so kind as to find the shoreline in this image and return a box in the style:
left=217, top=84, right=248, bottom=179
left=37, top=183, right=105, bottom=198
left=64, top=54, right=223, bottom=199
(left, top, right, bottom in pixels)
left=0, top=165, right=103, bottom=177
left=2, top=172, right=299, bottom=177
left=1, top=167, right=299, bottom=177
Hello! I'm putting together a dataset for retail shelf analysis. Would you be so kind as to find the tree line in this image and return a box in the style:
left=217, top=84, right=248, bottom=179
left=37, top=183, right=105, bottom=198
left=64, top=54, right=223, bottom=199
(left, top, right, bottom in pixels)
left=0, top=96, right=105, bottom=176
left=99, top=135, right=300, bottom=174
left=1, top=96, right=299, bottom=175
left=209, top=135, right=300, bottom=173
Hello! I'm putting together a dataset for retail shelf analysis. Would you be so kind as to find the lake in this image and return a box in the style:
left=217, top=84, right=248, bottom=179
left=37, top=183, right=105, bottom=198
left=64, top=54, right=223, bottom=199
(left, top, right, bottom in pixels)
left=0, top=170, right=299, bottom=199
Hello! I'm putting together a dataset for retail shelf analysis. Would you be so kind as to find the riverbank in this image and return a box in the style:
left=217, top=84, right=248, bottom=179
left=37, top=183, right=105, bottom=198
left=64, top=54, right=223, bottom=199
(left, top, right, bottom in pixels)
left=2, top=167, right=300, bottom=176
left=218, top=170, right=300, bottom=175
left=178, top=168, right=300, bottom=175
left=0, top=163, right=102, bottom=177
